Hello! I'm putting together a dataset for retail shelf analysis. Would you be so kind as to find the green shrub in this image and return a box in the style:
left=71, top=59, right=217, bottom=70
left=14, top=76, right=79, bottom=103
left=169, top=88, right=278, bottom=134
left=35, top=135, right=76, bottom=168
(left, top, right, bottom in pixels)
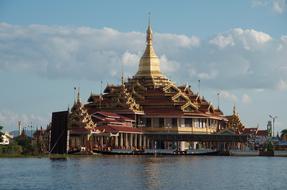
left=0, top=144, right=22, bottom=154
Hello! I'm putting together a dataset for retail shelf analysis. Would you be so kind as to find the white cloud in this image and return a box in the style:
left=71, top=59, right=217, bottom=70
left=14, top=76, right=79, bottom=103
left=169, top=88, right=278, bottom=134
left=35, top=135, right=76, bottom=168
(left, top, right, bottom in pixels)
left=0, top=110, right=49, bottom=132
left=0, top=23, right=286, bottom=91
left=210, top=28, right=272, bottom=50
left=209, top=35, right=234, bottom=48
left=252, top=0, right=269, bottom=7
left=159, top=55, right=180, bottom=73
left=276, top=79, right=287, bottom=91
left=188, top=67, right=218, bottom=81
left=121, top=51, right=140, bottom=66
left=251, top=0, right=286, bottom=14
left=242, top=94, right=252, bottom=104
left=281, top=35, right=287, bottom=43
left=219, top=90, right=238, bottom=102
left=156, top=33, right=200, bottom=48
left=273, top=0, right=286, bottom=14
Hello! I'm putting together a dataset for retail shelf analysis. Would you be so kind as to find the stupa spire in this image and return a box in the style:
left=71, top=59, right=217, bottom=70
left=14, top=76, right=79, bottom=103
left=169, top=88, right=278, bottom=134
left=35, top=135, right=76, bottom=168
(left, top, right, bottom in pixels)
left=77, top=87, right=81, bottom=103
left=147, top=12, right=152, bottom=45
left=233, top=104, right=236, bottom=115
left=135, top=14, right=162, bottom=78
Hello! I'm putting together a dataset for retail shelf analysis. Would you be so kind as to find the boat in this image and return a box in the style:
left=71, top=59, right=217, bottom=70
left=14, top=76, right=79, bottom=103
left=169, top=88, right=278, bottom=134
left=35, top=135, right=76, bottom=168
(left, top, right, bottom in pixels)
left=95, top=148, right=219, bottom=155
left=229, top=149, right=259, bottom=156
left=273, top=150, right=287, bottom=157
left=273, top=141, right=287, bottom=157
left=94, top=149, right=145, bottom=155
left=186, top=148, right=219, bottom=155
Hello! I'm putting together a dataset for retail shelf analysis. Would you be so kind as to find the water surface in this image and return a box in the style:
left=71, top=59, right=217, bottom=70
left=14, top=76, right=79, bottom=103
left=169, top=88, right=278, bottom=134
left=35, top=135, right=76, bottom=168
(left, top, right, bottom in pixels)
left=0, top=156, right=286, bottom=190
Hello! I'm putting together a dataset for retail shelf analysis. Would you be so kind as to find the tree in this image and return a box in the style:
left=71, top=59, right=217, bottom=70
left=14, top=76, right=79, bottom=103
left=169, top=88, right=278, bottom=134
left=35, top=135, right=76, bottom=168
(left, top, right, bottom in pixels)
left=0, top=126, right=4, bottom=142
left=281, top=129, right=287, bottom=139
left=281, top=129, right=287, bottom=135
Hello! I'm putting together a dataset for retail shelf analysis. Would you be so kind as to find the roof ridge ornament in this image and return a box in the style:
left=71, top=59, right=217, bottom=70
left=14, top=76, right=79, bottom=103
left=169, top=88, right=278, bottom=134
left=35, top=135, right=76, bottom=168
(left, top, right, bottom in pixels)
left=135, top=15, right=163, bottom=79
left=77, top=87, right=81, bottom=103
left=147, top=12, right=152, bottom=45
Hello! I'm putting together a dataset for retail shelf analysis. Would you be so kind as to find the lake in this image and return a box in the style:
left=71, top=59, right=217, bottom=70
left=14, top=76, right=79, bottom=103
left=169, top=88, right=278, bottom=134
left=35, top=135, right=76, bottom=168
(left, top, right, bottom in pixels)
left=0, top=155, right=286, bottom=190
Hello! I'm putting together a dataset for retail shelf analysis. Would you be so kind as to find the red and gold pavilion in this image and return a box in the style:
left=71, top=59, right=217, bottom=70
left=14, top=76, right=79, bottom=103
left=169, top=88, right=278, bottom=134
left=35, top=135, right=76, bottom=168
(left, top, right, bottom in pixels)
left=67, top=23, right=230, bottom=151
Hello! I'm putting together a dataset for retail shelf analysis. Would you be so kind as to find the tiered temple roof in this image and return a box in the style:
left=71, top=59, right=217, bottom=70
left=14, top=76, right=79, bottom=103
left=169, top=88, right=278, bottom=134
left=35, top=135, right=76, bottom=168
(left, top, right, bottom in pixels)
left=69, top=89, right=95, bottom=133
left=86, top=23, right=226, bottom=121
left=226, top=106, right=268, bottom=136
left=226, top=105, right=245, bottom=132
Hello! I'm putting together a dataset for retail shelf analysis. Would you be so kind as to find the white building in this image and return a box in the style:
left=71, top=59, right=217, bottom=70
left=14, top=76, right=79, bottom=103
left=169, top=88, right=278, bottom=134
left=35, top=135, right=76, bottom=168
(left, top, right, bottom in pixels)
left=0, top=132, right=13, bottom=145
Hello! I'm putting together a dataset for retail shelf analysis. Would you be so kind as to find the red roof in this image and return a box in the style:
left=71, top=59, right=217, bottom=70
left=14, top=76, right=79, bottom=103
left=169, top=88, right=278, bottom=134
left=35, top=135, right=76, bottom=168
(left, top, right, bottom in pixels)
left=257, top=130, right=268, bottom=136
left=96, top=111, right=121, bottom=118
left=242, top=128, right=258, bottom=135
left=93, top=125, right=142, bottom=134
left=69, top=127, right=91, bottom=134
left=93, top=112, right=134, bottom=121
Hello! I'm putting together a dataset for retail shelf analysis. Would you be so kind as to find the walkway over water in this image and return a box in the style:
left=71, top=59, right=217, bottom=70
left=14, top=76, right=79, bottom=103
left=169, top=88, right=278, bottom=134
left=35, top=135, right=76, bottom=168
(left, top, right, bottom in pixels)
left=145, top=133, right=248, bottom=142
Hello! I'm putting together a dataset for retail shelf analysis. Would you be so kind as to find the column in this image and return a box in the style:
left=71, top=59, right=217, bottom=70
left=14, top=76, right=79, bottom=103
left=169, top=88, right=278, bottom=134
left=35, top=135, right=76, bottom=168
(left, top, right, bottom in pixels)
left=143, top=136, right=146, bottom=148
left=115, top=135, right=118, bottom=147
left=100, top=136, right=104, bottom=148
left=120, top=133, right=123, bottom=148
left=125, top=133, right=128, bottom=149
left=66, top=130, right=70, bottom=152
left=147, top=138, right=150, bottom=149
left=130, top=134, right=133, bottom=149
left=139, top=134, right=142, bottom=148
left=135, top=134, right=138, bottom=148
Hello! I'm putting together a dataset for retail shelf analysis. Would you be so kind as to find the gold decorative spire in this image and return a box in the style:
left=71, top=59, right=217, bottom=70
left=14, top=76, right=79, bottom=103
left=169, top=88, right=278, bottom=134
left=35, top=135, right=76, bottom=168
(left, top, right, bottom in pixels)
left=233, top=104, right=236, bottom=115
left=77, top=87, right=81, bottom=103
left=121, top=60, right=124, bottom=86
left=135, top=16, right=162, bottom=78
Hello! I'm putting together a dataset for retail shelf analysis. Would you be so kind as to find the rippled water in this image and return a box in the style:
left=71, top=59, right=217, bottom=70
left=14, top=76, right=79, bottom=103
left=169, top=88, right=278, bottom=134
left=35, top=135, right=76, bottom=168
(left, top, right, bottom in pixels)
left=0, top=156, right=286, bottom=190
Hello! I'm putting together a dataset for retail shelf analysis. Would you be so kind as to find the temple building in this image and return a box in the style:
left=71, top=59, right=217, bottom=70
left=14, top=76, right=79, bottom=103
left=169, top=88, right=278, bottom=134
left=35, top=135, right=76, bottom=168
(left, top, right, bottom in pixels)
left=50, top=22, right=249, bottom=154
left=68, top=89, right=95, bottom=152
left=225, top=105, right=269, bottom=149
left=83, top=23, right=228, bottom=151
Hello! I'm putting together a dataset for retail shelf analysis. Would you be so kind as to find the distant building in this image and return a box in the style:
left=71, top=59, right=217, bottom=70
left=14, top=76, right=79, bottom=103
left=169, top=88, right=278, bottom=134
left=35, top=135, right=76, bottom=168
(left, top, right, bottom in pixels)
left=226, top=106, right=269, bottom=149
left=0, top=132, right=13, bottom=145
left=32, top=127, right=50, bottom=153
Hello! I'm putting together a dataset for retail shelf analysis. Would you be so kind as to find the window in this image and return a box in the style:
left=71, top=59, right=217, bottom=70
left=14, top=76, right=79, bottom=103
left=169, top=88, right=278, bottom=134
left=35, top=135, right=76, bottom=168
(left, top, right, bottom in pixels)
left=172, top=118, right=177, bottom=127
left=185, top=118, right=193, bottom=127
left=159, top=118, right=164, bottom=128
left=202, top=119, right=206, bottom=128
left=146, top=118, right=151, bottom=127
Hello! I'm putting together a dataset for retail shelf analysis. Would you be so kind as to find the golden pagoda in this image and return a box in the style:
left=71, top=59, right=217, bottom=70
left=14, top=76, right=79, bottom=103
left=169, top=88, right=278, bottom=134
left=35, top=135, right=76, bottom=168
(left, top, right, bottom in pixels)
left=85, top=22, right=228, bottom=150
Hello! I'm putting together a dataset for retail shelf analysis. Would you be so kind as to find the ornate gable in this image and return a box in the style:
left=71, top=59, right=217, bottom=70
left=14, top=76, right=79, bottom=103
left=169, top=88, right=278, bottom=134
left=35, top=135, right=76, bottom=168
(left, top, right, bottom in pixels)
left=226, top=106, right=245, bottom=132
left=69, top=92, right=95, bottom=129
left=111, top=85, right=142, bottom=112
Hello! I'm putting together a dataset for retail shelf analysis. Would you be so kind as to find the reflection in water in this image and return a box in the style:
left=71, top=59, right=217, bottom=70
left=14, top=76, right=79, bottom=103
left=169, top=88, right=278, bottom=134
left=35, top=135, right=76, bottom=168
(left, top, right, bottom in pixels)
left=0, top=156, right=286, bottom=190
left=143, top=156, right=162, bottom=189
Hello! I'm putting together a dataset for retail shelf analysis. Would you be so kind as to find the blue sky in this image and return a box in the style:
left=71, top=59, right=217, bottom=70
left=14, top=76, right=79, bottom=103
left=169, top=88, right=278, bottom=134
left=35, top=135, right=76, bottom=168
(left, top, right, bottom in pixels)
left=0, top=0, right=286, bottom=133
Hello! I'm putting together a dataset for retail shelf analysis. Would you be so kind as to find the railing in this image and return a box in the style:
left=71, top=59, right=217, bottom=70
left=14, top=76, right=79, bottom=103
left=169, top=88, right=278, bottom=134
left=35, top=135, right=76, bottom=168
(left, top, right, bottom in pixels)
left=142, top=127, right=217, bottom=134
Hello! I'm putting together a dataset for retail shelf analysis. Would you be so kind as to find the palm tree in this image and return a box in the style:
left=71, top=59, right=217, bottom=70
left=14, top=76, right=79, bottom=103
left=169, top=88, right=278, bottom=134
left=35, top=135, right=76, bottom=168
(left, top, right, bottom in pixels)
left=281, top=129, right=287, bottom=140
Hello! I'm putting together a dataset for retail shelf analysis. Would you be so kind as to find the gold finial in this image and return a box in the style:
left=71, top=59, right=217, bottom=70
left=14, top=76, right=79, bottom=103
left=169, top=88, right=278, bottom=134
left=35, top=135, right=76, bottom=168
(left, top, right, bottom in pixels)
left=135, top=14, right=162, bottom=78
left=73, top=87, right=76, bottom=103
left=77, top=87, right=80, bottom=103
left=146, top=12, right=152, bottom=45
left=148, top=12, right=151, bottom=27
left=121, top=61, right=124, bottom=86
